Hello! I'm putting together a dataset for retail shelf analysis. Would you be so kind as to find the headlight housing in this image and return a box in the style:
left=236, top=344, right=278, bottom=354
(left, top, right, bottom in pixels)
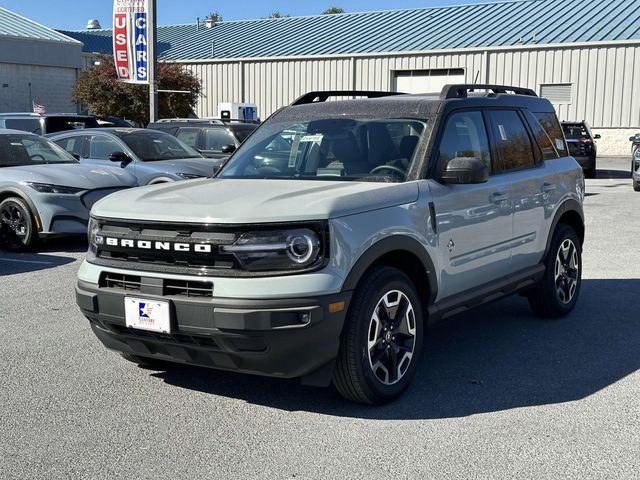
left=87, top=217, right=104, bottom=255
left=222, top=228, right=324, bottom=272
left=23, top=182, right=85, bottom=194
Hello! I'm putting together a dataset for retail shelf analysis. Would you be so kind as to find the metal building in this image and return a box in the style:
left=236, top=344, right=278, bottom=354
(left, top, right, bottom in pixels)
left=63, top=0, right=640, bottom=155
left=0, top=7, right=83, bottom=113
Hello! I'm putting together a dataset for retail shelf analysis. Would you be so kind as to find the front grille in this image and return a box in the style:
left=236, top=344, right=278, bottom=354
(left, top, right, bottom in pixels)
left=164, top=280, right=213, bottom=298
left=102, top=273, right=142, bottom=291
left=99, top=273, right=214, bottom=298
left=108, top=323, right=220, bottom=349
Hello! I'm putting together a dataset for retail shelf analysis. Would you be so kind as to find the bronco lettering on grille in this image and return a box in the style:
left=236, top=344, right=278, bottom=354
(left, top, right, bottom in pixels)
left=104, top=238, right=213, bottom=253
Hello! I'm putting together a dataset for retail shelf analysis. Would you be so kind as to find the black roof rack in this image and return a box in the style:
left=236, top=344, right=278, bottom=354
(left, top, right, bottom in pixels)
left=440, top=84, right=538, bottom=100
left=291, top=90, right=403, bottom=106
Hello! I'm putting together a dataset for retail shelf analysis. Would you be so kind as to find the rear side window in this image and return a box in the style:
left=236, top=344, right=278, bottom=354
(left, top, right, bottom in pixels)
left=524, top=111, right=560, bottom=160
left=175, top=128, right=200, bottom=149
left=4, top=118, right=42, bottom=135
left=534, top=113, right=567, bottom=155
left=437, top=111, right=491, bottom=174
left=487, top=110, right=536, bottom=173
left=54, top=136, right=86, bottom=157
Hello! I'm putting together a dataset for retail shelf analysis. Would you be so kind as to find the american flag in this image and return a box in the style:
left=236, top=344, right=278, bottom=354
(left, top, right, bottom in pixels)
left=32, top=101, right=46, bottom=115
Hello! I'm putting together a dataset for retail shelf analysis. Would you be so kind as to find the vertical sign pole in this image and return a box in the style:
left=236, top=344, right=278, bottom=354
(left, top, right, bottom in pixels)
left=148, top=0, right=158, bottom=124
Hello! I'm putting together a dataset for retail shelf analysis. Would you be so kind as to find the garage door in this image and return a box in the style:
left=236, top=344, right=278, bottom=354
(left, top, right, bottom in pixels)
left=394, top=68, right=466, bottom=95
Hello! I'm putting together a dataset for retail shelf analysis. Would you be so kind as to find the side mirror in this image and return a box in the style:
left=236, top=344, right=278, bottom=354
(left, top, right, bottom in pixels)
left=630, top=136, right=639, bottom=142
left=221, top=144, right=236, bottom=154
left=441, top=157, right=489, bottom=185
left=109, top=151, right=132, bottom=166
left=593, top=134, right=601, bottom=140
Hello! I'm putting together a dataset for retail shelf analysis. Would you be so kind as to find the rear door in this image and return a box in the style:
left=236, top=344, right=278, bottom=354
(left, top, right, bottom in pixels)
left=429, top=110, right=514, bottom=298
left=486, top=109, right=560, bottom=271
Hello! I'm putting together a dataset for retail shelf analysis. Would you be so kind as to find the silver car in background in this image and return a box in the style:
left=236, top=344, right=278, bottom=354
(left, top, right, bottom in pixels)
left=0, top=130, right=137, bottom=251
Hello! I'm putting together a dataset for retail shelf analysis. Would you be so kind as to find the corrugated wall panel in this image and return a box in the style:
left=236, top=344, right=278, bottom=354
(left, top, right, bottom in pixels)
left=183, top=44, right=639, bottom=129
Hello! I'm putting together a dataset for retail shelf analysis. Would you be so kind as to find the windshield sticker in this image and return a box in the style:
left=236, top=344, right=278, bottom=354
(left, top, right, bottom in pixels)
left=555, top=139, right=566, bottom=151
left=300, top=134, right=323, bottom=143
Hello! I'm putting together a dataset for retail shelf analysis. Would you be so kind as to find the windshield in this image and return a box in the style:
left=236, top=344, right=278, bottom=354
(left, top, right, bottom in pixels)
left=0, top=134, right=78, bottom=167
left=219, top=117, right=426, bottom=182
left=118, top=131, right=202, bottom=161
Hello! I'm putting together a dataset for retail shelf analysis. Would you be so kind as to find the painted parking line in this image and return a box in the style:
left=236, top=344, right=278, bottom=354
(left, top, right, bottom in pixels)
left=0, top=258, right=54, bottom=266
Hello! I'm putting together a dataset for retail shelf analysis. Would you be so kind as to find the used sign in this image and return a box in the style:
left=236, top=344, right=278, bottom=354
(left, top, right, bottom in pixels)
left=112, top=0, right=149, bottom=84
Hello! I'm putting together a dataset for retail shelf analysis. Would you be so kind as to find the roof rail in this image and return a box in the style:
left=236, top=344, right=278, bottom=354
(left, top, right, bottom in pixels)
left=291, top=90, right=403, bottom=106
left=154, top=118, right=225, bottom=125
left=440, top=84, right=538, bottom=100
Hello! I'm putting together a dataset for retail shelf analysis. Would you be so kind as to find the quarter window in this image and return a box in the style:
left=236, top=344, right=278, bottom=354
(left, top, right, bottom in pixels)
left=487, top=110, right=536, bottom=173
left=524, top=111, right=559, bottom=161
left=437, top=111, right=491, bottom=174
left=55, top=136, right=86, bottom=157
left=534, top=112, right=567, bottom=155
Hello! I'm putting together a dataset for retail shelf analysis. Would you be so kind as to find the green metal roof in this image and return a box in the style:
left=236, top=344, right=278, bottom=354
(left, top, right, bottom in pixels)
left=60, top=0, right=640, bottom=61
left=0, top=6, right=80, bottom=44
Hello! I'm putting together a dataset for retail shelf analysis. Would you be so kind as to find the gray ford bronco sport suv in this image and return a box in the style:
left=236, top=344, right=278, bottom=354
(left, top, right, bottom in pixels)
left=76, top=84, right=585, bottom=404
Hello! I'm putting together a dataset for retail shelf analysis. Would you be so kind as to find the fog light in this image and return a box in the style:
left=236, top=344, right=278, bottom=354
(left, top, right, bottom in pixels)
left=299, top=313, right=311, bottom=324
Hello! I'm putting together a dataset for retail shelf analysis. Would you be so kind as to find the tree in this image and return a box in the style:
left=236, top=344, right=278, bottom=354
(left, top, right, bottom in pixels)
left=206, top=11, right=223, bottom=23
left=73, top=55, right=202, bottom=125
left=266, top=11, right=290, bottom=18
left=323, top=7, right=345, bottom=14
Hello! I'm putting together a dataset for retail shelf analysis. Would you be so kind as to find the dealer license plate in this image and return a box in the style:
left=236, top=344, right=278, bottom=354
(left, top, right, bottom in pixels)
left=124, top=297, right=171, bottom=334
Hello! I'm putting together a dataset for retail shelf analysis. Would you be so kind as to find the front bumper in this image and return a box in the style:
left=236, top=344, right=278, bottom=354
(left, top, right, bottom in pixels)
left=76, top=280, right=351, bottom=385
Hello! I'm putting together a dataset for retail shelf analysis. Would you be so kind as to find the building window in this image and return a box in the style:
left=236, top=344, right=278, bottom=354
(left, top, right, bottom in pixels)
left=540, top=83, right=573, bottom=104
left=394, top=68, right=465, bottom=95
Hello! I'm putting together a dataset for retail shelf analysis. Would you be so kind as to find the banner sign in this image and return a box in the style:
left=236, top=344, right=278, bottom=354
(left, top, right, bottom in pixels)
left=113, top=0, right=149, bottom=84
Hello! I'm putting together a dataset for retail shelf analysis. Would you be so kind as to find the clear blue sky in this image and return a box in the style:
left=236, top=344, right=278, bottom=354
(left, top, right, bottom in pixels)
left=2, top=0, right=487, bottom=30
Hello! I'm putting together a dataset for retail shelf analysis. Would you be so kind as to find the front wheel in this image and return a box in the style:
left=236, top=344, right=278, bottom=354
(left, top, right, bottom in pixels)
left=0, top=197, right=38, bottom=251
left=634, top=180, right=640, bottom=192
left=527, top=224, right=582, bottom=318
left=333, top=267, right=424, bottom=404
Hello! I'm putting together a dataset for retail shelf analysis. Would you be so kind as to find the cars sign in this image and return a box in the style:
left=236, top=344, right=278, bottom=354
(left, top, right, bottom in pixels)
left=113, top=0, right=149, bottom=84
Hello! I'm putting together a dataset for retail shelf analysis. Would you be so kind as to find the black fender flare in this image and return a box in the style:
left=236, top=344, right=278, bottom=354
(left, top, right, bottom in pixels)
left=543, top=199, right=585, bottom=259
left=341, top=235, right=438, bottom=305
left=0, top=187, right=42, bottom=231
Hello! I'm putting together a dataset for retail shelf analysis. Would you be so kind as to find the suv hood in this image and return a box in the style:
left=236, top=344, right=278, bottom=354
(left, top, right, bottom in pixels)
left=3, top=163, right=137, bottom=189
left=92, top=178, right=419, bottom=223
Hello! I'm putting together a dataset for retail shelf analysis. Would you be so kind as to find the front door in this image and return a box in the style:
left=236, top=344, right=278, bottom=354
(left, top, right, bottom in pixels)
left=429, top=110, right=514, bottom=299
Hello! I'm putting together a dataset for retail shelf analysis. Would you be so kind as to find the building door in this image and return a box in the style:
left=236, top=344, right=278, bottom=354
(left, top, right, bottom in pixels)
left=394, top=68, right=466, bottom=94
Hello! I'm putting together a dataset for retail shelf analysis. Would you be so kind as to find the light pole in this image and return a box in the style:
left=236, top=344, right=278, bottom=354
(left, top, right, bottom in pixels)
left=148, top=0, right=158, bottom=123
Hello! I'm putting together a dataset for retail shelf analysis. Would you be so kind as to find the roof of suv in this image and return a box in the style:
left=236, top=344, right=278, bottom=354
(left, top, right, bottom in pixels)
left=275, top=86, right=556, bottom=122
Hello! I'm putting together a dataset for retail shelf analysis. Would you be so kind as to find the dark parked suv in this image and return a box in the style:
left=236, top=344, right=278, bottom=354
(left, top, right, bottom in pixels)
left=561, top=121, right=600, bottom=178
left=148, top=119, right=258, bottom=160
left=0, top=113, right=100, bottom=135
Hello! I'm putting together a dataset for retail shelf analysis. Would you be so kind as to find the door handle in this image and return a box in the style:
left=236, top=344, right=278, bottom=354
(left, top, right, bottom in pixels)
left=541, top=182, right=557, bottom=193
left=490, top=192, right=509, bottom=204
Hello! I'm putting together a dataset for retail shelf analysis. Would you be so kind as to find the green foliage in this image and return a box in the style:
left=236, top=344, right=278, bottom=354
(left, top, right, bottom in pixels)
left=267, top=11, right=290, bottom=18
left=73, top=55, right=201, bottom=125
left=206, top=11, right=223, bottom=22
left=323, top=7, right=345, bottom=14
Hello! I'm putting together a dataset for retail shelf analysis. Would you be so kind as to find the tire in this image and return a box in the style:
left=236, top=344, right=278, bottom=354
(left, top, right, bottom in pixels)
left=120, top=352, right=166, bottom=368
left=333, top=267, right=424, bottom=405
left=584, top=169, right=596, bottom=179
left=634, top=181, right=640, bottom=192
left=0, top=197, right=38, bottom=251
left=527, top=224, right=582, bottom=319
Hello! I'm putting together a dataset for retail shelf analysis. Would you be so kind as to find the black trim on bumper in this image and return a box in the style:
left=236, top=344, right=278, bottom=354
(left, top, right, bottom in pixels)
left=76, top=280, right=351, bottom=386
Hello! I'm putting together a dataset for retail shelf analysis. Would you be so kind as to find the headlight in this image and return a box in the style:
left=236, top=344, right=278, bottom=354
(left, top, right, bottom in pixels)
left=87, top=217, right=104, bottom=254
left=23, top=182, right=85, bottom=194
left=222, top=228, right=323, bottom=272
left=175, top=173, right=203, bottom=180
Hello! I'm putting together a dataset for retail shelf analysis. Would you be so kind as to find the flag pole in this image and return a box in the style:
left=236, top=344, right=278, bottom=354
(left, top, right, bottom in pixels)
left=148, top=0, right=158, bottom=124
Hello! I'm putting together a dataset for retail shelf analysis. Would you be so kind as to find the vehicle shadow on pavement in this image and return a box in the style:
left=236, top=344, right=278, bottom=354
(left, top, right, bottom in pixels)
left=0, top=251, right=77, bottom=276
left=152, top=279, right=640, bottom=419
left=596, top=169, right=630, bottom=180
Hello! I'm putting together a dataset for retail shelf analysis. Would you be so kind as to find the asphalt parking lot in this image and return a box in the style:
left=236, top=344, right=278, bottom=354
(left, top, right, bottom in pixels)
left=1, top=157, right=638, bottom=479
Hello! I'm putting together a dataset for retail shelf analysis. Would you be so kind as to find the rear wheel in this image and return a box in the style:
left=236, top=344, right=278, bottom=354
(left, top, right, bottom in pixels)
left=333, top=267, right=424, bottom=404
left=634, top=180, right=640, bottom=192
left=0, top=197, right=38, bottom=251
left=527, top=224, right=582, bottom=318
